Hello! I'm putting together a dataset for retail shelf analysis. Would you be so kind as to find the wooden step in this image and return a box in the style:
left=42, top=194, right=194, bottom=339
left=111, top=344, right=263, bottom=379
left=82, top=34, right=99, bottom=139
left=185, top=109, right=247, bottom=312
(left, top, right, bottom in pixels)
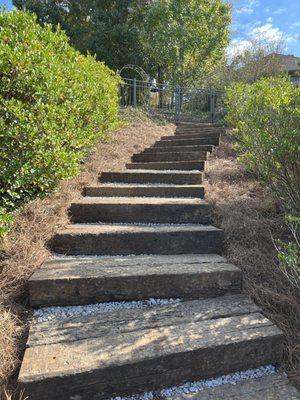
left=99, top=171, right=203, bottom=185
left=126, top=161, right=206, bottom=171
left=50, top=223, right=223, bottom=256
left=29, top=254, right=241, bottom=306
left=18, top=296, right=283, bottom=400
left=153, top=137, right=220, bottom=147
left=143, top=145, right=214, bottom=153
left=132, top=151, right=209, bottom=163
left=174, top=374, right=300, bottom=400
left=84, top=184, right=205, bottom=198
left=162, top=132, right=220, bottom=140
left=70, top=197, right=212, bottom=224
left=174, top=128, right=222, bottom=135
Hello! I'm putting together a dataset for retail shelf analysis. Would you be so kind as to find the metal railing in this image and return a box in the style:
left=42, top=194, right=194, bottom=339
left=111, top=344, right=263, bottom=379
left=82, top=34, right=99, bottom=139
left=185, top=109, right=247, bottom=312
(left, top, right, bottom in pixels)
left=119, top=78, right=225, bottom=123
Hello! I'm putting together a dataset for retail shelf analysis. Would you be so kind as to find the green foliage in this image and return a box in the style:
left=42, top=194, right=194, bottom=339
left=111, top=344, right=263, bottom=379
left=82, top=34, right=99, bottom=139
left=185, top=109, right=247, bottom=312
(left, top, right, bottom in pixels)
left=225, top=76, right=300, bottom=288
left=0, top=10, right=120, bottom=236
left=13, top=0, right=145, bottom=71
left=14, top=0, right=231, bottom=86
left=138, top=0, right=231, bottom=86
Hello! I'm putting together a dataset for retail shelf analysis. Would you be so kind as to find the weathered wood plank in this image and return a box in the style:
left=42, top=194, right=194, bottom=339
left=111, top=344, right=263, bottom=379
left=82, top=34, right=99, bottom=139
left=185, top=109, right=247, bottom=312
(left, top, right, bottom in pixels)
left=19, top=313, right=283, bottom=400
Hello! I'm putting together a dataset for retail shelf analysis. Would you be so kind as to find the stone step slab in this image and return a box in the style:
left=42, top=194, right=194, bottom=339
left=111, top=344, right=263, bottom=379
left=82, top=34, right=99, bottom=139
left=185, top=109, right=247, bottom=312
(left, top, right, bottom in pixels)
left=99, top=171, right=203, bottom=185
left=84, top=184, right=205, bottom=198
left=70, top=197, right=212, bottom=224
left=153, top=137, right=220, bottom=147
left=29, top=254, right=241, bottom=306
left=126, top=161, right=206, bottom=171
left=50, top=223, right=223, bottom=256
left=131, top=151, right=209, bottom=163
left=143, top=145, right=214, bottom=153
left=19, top=301, right=283, bottom=400
left=173, top=374, right=300, bottom=400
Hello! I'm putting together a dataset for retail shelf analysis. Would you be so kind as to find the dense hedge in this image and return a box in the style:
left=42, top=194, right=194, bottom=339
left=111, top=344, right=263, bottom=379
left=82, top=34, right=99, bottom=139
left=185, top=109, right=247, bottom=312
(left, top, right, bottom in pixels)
left=0, top=11, right=120, bottom=235
left=225, top=76, right=300, bottom=288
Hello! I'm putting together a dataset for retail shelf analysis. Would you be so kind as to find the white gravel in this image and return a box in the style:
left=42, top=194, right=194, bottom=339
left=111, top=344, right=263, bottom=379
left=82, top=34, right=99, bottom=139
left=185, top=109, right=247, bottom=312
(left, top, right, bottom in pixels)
left=33, top=298, right=181, bottom=323
left=111, top=365, right=276, bottom=400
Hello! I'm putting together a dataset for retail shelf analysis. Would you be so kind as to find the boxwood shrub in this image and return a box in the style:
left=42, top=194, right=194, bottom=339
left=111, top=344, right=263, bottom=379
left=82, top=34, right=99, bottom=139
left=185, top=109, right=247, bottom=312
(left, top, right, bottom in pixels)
left=0, top=10, right=120, bottom=235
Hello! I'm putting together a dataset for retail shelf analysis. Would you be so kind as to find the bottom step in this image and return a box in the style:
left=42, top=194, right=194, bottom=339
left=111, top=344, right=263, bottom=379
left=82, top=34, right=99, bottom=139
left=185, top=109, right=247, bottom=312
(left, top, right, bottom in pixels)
left=19, top=295, right=283, bottom=400
left=175, top=374, right=300, bottom=400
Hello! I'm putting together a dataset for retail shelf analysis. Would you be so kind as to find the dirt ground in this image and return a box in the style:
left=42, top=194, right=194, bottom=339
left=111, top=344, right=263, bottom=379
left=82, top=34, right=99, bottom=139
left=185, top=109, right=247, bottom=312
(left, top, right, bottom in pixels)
left=206, top=134, right=300, bottom=389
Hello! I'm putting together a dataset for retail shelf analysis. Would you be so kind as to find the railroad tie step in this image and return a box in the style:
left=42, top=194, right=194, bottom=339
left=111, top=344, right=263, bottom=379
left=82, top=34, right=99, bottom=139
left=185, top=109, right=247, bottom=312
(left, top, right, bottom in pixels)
left=126, top=160, right=206, bottom=171
left=18, top=295, right=283, bottom=400
left=49, top=223, right=223, bottom=256
left=172, top=374, right=300, bottom=400
left=153, top=137, right=220, bottom=147
left=70, top=197, right=212, bottom=224
left=162, top=132, right=220, bottom=140
left=131, top=151, right=209, bottom=163
left=84, top=184, right=205, bottom=198
left=142, top=145, right=215, bottom=153
left=99, top=170, right=203, bottom=185
left=29, top=254, right=241, bottom=306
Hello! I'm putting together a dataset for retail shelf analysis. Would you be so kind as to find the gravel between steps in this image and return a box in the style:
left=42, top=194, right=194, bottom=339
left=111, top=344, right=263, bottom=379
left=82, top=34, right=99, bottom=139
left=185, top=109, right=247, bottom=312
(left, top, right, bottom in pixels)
left=111, top=365, right=277, bottom=400
left=33, top=298, right=182, bottom=322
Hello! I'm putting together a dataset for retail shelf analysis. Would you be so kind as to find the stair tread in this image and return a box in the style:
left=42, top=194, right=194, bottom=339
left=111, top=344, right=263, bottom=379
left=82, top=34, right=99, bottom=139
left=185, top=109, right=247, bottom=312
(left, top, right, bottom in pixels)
left=27, top=295, right=259, bottom=346
left=55, top=223, right=221, bottom=235
left=29, top=254, right=240, bottom=306
left=101, top=170, right=202, bottom=175
left=174, top=374, right=300, bottom=400
left=19, top=305, right=282, bottom=385
left=30, top=256, right=239, bottom=281
left=72, top=197, right=207, bottom=205
left=143, top=145, right=214, bottom=153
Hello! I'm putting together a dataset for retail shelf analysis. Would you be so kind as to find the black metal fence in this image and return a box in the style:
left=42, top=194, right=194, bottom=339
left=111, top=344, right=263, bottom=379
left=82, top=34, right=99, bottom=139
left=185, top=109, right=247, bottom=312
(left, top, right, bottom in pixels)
left=120, top=78, right=225, bottom=123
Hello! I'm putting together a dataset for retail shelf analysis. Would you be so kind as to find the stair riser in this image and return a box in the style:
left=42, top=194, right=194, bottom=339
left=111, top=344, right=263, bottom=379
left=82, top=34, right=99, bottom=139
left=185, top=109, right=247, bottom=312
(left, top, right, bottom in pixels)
left=70, top=203, right=212, bottom=224
left=131, top=152, right=209, bottom=162
left=20, top=334, right=283, bottom=400
left=154, top=137, right=220, bottom=147
left=84, top=186, right=205, bottom=198
left=50, top=230, right=223, bottom=256
left=99, top=172, right=203, bottom=185
left=163, top=133, right=220, bottom=140
left=126, top=161, right=206, bottom=171
left=143, top=145, right=214, bottom=153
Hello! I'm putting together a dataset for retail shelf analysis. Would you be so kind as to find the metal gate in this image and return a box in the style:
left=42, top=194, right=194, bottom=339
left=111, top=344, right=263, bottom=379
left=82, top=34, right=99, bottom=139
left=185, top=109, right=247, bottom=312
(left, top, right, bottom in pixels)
left=120, top=78, right=225, bottom=124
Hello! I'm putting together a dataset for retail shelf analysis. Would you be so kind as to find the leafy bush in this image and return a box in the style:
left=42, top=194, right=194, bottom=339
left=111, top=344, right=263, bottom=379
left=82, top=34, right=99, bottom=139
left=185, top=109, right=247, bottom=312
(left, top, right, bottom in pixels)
left=0, top=10, right=120, bottom=236
left=225, top=76, right=300, bottom=288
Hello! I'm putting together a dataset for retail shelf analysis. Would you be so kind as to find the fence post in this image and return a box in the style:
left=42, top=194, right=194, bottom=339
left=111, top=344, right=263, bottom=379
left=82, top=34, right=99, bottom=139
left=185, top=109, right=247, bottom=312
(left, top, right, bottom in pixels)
left=133, top=78, right=137, bottom=108
left=175, top=86, right=181, bottom=124
left=210, top=91, right=215, bottom=123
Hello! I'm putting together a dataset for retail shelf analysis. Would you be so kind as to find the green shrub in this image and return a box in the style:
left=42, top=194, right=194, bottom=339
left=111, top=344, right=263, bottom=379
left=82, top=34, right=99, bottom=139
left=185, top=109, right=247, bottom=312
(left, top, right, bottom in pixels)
left=225, top=76, right=300, bottom=288
left=0, top=10, right=120, bottom=235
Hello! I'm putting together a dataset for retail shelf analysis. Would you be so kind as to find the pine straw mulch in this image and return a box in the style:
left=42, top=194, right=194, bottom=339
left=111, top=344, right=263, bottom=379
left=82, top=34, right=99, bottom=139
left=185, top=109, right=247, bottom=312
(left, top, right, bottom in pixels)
left=205, top=134, right=300, bottom=389
left=0, top=120, right=175, bottom=399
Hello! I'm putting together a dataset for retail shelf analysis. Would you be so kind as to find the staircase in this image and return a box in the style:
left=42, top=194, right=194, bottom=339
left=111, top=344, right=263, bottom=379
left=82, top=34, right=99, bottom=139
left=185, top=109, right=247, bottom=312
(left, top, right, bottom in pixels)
left=18, top=123, right=295, bottom=399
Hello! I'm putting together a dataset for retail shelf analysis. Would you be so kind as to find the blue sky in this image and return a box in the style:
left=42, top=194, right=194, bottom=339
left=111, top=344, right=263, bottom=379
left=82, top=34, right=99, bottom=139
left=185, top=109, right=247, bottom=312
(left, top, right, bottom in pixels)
left=1, top=0, right=300, bottom=56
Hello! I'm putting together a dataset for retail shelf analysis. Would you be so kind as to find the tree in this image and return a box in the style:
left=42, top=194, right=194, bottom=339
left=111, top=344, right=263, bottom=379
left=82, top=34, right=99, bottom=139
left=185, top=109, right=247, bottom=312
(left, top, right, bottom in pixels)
left=137, top=0, right=231, bottom=86
left=227, top=38, right=284, bottom=84
left=13, top=0, right=144, bottom=71
left=14, top=0, right=231, bottom=85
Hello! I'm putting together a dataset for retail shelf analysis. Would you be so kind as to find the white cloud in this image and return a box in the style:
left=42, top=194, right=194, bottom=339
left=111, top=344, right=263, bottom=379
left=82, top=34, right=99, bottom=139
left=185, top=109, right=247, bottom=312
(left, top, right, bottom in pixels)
left=228, top=23, right=285, bottom=58
left=266, top=17, right=273, bottom=23
left=236, top=0, right=259, bottom=15
left=272, top=8, right=287, bottom=15
left=250, top=23, right=283, bottom=43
